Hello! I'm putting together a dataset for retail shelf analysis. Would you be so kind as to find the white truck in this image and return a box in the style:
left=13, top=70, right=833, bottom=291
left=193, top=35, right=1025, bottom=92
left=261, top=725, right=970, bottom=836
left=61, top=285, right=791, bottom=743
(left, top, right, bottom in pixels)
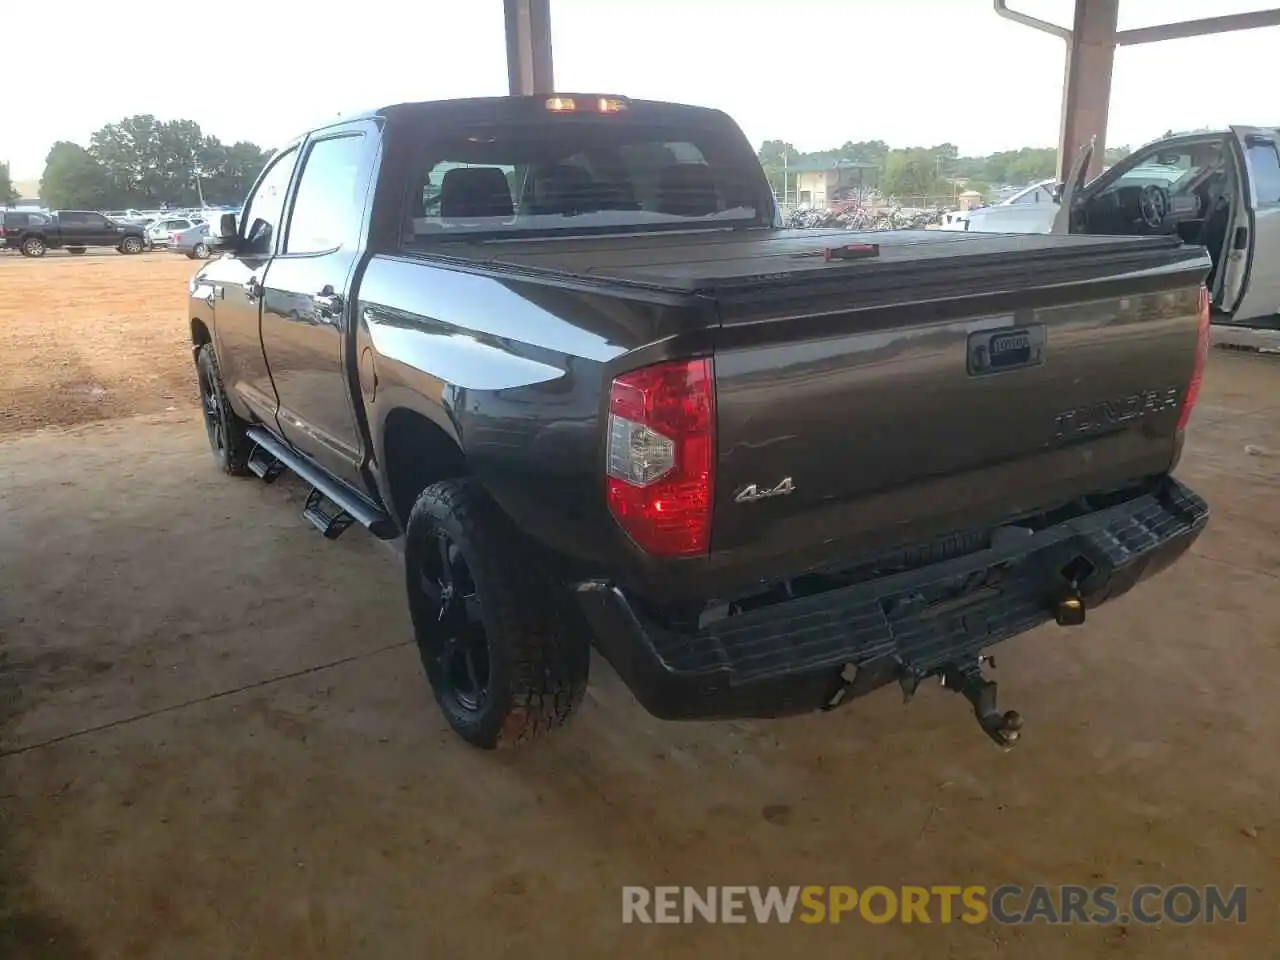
left=946, top=127, right=1280, bottom=338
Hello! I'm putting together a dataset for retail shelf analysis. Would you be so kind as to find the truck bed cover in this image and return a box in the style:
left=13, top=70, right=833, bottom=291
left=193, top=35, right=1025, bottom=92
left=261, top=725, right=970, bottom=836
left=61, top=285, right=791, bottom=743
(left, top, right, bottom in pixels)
left=421, top=228, right=1186, bottom=295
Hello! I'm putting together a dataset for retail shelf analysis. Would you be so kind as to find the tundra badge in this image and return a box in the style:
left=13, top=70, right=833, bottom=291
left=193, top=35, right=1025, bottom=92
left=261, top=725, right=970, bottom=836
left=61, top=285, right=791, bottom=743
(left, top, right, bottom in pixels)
left=734, top=477, right=796, bottom=504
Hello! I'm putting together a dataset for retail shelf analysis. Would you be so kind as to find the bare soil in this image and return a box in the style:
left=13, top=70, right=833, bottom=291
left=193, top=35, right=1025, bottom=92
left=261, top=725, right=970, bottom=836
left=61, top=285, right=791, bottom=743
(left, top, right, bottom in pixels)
left=0, top=252, right=198, bottom=436
left=2, top=255, right=1279, bottom=959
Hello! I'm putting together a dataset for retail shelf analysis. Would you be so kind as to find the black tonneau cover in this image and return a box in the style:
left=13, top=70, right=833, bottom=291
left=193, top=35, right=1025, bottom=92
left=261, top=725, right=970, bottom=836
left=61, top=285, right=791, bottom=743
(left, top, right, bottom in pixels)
left=422, top=228, right=1186, bottom=296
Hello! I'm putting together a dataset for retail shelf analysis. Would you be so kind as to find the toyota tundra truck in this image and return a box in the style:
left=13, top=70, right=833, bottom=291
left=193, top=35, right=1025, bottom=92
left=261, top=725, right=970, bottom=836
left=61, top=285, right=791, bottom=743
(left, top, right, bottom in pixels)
left=188, top=94, right=1211, bottom=750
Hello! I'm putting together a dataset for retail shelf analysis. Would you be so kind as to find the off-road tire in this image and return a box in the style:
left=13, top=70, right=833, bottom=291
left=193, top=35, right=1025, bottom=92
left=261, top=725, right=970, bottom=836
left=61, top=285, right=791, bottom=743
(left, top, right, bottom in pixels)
left=20, top=236, right=46, bottom=257
left=119, top=235, right=144, bottom=254
left=405, top=478, right=589, bottom=749
left=195, top=343, right=252, bottom=475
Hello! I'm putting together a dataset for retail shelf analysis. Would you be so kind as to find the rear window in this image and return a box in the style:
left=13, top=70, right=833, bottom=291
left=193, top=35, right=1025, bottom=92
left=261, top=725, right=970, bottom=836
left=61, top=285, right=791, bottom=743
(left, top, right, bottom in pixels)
left=403, top=116, right=764, bottom=241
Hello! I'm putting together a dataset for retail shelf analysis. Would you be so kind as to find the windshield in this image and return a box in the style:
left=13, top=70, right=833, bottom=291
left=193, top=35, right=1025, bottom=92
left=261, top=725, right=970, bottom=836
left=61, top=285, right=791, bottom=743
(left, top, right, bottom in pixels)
left=1111, top=142, right=1222, bottom=194
left=403, top=117, right=765, bottom=241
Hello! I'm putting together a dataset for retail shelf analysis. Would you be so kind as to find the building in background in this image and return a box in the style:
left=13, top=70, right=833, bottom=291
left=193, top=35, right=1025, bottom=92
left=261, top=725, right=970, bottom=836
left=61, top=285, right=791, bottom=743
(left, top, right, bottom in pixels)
left=789, top=158, right=878, bottom=207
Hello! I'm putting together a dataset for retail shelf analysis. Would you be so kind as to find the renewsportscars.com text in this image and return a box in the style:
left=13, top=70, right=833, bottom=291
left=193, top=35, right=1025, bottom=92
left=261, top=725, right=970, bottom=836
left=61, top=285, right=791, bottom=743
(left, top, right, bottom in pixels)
left=621, top=884, right=1247, bottom=925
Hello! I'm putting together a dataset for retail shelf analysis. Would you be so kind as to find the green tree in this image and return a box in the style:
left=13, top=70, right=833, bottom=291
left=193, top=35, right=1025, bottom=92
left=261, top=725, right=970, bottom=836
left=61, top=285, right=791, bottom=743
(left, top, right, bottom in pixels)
left=39, top=142, right=117, bottom=209
left=1104, top=144, right=1131, bottom=166
left=197, top=139, right=269, bottom=205
left=0, top=161, right=18, bottom=205
left=89, top=114, right=212, bottom=205
left=880, top=149, right=947, bottom=198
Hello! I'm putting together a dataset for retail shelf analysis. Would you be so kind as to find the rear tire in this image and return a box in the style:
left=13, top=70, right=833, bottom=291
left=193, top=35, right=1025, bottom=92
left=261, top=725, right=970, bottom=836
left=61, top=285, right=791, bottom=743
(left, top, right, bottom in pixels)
left=195, top=343, right=252, bottom=475
left=20, top=236, right=46, bottom=258
left=405, top=478, right=589, bottom=749
left=67, top=247, right=87, bottom=255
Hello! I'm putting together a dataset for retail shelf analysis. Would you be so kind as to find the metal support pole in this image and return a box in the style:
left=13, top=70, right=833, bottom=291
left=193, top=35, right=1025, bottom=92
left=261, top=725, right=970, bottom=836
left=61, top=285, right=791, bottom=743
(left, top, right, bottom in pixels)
left=1057, top=0, right=1118, bottom=183
left=996, top=1, right=1280, bottom=184
left=505, top=0, right=554, bottom=96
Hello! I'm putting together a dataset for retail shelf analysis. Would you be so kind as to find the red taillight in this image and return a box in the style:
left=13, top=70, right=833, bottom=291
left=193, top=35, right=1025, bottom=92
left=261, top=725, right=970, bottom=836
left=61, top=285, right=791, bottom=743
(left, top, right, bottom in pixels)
left=1177, top=285, right=1211, bottom=431
left=606, top=358, right=716, bottom=557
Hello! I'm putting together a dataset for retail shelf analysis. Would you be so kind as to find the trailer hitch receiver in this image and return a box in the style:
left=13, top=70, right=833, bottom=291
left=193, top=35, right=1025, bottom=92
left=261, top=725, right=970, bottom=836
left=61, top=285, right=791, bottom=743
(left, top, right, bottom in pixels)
left=942, top=659, right=1023, bottom=749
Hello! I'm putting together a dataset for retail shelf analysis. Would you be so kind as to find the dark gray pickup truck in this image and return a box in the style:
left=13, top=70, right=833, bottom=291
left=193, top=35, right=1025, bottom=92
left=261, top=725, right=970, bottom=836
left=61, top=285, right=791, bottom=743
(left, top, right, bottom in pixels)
left=189, top=94, right=1211, bottom=750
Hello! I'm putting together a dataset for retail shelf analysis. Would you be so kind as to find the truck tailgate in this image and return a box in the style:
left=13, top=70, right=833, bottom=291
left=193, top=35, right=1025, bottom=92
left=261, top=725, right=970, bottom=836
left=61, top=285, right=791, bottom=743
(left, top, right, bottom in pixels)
left=707, top=234, right=1210, bottom=562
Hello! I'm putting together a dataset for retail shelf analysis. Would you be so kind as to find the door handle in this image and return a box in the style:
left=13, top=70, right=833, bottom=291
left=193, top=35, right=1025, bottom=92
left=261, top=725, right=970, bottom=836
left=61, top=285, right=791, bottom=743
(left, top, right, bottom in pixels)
left=313, top=285, right=344, bottom=321
left=245, top=276, right=263, bottom=302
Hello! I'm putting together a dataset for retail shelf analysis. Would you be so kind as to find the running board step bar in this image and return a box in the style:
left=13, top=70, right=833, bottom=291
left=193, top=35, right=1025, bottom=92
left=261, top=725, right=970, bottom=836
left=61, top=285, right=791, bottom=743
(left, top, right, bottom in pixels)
left=246, top=444, right=286, bottom=483
left=303, top=488, right=355, bottom=540
left=245, top=426, right=398, bottom=539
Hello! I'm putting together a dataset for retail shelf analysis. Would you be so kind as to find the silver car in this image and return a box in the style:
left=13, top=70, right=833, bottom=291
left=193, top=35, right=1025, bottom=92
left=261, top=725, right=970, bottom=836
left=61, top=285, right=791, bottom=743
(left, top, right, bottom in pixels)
left=168, top=221, right=214, bottom=259
left=147, top=216, right=205, bottom=248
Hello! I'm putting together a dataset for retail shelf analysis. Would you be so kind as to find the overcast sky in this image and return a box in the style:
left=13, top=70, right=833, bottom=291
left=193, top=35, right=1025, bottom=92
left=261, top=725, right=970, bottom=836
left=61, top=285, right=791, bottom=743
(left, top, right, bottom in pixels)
left=4, top=0, right=1279, bottom=180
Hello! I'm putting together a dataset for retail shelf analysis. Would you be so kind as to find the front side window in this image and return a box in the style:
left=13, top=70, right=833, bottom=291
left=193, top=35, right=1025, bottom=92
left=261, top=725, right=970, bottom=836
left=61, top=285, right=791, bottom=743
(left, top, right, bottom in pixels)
left=240, top=146, right=299, bottom=255
left=403, top=115, right=763, bottom=242
left=284, top=134, right=367, bottom=254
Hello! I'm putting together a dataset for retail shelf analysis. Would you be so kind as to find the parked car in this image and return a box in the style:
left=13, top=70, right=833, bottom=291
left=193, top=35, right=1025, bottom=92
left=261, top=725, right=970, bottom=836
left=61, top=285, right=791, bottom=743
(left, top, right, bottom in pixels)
left=939, top=179, right=1059, bottom=232
left=147, top=215, right=205, bottom=248
left=3, top=209, right=148, bottom=256
left=169, top=221, right=212, bottom=259
left=189, top=94, right=1211, bottom=751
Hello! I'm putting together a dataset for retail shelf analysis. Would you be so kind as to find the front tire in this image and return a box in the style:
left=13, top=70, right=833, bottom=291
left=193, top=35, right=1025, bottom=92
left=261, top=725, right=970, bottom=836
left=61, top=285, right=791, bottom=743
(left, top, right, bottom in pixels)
left=21, top=236, right=46, bottom=257
left=195, top=343, right=252, bottom=475
left=119, top=235, right=144, bottom=254
left=405, top=478, right=589, bottom=749
left=192, top=242, right=210, bottom=259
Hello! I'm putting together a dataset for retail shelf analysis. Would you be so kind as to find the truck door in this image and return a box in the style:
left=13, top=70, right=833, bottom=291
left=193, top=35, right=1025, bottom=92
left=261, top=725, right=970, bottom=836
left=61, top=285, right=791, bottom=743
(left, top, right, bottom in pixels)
left=55, top=212, right=91, bottom=245
left=258, top=121, right=378, bottom=489
left=200, top=143, right=302, bottom=424
left=1222, top=127, right=1280, bottom=321
left=82, top=212, right=119, bottom=246
left=1050, top=138, right=1094, bottom=234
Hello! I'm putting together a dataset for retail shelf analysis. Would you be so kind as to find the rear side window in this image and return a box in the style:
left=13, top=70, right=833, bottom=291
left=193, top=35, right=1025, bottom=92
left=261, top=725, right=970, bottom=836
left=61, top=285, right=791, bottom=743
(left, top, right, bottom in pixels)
left=1245, top=138, right=1280, bottom=205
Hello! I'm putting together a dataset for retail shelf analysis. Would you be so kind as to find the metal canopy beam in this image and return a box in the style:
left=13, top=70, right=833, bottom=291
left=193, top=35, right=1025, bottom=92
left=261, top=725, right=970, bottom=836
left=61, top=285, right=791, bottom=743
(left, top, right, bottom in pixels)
left=505, top=0, right=554, bottom=96
left=994, top=0, right=1280, bottom=183
left=1117, top=9, right=1280, bottom=46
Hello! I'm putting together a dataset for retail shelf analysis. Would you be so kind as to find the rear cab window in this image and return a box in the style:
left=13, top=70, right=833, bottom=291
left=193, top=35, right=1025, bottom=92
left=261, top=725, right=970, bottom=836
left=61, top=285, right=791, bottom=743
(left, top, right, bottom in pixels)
left=400, top=99, right=768, bottom=244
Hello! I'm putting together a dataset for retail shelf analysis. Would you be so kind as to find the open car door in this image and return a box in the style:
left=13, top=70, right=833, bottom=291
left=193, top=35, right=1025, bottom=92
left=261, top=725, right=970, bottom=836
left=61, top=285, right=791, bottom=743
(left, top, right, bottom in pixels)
left=1220, top=126, right=1280, bottom=322
left=1050, top=137, right=1095, bottom=235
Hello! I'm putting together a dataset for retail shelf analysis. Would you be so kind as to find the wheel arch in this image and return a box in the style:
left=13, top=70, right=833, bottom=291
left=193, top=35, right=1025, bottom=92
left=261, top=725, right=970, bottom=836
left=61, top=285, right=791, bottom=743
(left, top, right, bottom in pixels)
left=376, top=396, right=468, bottom=532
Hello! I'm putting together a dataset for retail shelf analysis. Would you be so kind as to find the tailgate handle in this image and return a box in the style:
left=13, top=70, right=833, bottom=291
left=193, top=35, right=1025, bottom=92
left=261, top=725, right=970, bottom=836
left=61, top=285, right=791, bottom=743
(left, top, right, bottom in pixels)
left=967, top=324, right=1046, bottom=377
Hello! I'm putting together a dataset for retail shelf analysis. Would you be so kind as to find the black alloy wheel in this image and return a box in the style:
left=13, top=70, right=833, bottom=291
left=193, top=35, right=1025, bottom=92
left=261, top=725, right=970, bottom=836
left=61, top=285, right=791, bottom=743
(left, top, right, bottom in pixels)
left=416, top=531, right=491, bottom=712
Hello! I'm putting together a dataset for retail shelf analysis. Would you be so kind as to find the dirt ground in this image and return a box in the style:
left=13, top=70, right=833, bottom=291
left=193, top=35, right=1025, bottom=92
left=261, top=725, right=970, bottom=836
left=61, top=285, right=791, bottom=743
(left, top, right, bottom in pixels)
left=1, top=254, right=1279, bottom=959
left=0, top=252, right=199, bottom=436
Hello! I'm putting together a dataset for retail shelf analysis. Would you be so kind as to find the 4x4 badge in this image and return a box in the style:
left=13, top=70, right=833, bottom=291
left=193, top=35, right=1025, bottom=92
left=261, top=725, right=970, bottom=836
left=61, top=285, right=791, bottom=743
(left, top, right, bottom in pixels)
left=734, top=477, right=796, bottom=504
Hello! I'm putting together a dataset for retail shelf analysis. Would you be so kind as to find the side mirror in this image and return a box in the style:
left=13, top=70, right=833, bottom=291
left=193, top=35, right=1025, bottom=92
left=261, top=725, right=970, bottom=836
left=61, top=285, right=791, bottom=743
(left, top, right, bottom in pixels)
left=1051, top=182, right=1065, bottom=203
left=209, top=212, right=239, bottom=252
